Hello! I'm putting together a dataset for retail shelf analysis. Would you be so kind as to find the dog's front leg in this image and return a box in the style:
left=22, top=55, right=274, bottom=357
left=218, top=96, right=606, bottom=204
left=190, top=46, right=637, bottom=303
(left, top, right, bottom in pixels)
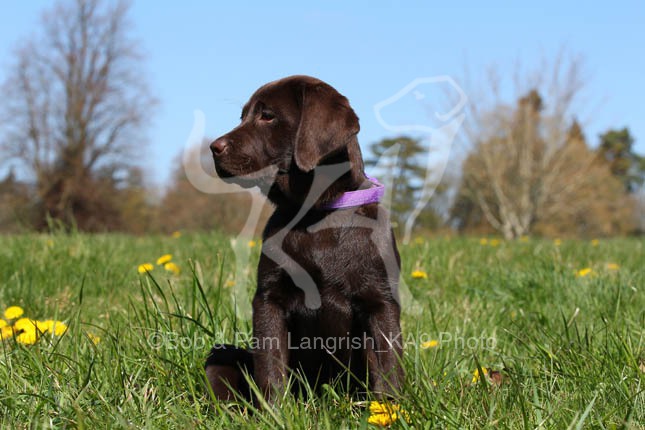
left=365, top=300, right=404, bottom=397
left=252, top=296, right=289, bottom=404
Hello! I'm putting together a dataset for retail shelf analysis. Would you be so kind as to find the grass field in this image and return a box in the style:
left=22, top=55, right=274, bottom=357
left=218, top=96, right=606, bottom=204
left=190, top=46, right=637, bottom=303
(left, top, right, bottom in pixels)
left=0, top=233, right=643, bottom=429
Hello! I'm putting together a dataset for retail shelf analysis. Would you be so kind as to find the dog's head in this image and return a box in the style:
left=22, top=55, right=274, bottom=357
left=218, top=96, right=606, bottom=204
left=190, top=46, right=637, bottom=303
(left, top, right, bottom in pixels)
left=211, top=75, right=364, bottom=205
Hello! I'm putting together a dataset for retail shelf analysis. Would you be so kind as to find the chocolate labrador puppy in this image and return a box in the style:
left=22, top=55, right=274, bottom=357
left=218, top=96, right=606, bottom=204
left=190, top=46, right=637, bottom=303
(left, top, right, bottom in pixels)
left=206, top=75, right=403, bottom=403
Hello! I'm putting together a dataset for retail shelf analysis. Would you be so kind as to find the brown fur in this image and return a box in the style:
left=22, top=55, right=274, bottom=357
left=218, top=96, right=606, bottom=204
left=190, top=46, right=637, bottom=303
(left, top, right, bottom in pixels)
left=206, top=76, right=403, bottom=403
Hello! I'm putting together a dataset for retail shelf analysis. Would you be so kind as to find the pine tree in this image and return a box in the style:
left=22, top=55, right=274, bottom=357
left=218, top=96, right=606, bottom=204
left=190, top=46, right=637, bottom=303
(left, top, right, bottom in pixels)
left=366, top=136, right=442, bottom=234
left=597, top=128, right=644, bottom=193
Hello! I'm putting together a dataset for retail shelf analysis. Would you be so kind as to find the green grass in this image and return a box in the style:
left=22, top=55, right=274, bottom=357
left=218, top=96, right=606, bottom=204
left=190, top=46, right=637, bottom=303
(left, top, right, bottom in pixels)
left=0, top=233, right=643, bottom=429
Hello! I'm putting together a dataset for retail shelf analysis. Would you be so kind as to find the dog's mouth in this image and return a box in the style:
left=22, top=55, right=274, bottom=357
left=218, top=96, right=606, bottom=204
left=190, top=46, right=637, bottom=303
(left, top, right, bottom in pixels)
left=213, top=162, right=235, bottom=180
left=214, top=162, right=279, bottom=189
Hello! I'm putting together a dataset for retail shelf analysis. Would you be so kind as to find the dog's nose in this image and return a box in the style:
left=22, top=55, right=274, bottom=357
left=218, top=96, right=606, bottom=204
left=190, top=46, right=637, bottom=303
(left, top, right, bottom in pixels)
left=210, top=137, right=228, bottom=156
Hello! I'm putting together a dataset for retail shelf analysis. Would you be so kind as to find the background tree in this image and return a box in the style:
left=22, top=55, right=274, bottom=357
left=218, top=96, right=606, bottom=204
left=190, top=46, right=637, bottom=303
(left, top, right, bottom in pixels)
left=114, top=167, right=158, bottom=235
left=450, top=55, right=635, bottom=238
left=531, top=121, right=634, bottom=237
left=0, top=0, right=155, bottom=231
left=157, top=142, right=272, bottom=235
left=0, top=169, right=33, bottom=233
left=597, top=128, right=644, bottom=193
left=366, top=136, right=444, bottom=235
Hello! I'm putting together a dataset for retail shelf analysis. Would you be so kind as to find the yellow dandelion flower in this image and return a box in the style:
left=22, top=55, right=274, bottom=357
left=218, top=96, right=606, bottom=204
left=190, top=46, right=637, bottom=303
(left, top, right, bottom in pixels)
left=47, top=321, right=68, bottom=336
left=248, top=240, right=257, bottom=248
left=1, top=326, right=15, bottom=341
left=576, top=267, right=593, bottom=278
left=171, top=231, right=182, bottom=238
left=4, top=306, right=24, bottom=320
left=0, top=319, right=7, bottom=329
left=421, top=339, right=439, bottom=349
left=554, top=238, right=562, bottom=246
left=472, top=367, right=489, bottom=383
left=519, top=236, right=529, bottom=242
left=414, top=237, right=424, bottom=245
left=479, top=238, right=488, bottom=245
left=368, top=411, right=396, bottom=426
left=591, top=239, right=599, bottom=247
left=39, top=320, right=54, bottom=332
left=137, top=263, right=154, bottom=274
left=14, top=317, right=37, bottom=331
left=16, top=330, right=38, bottom=345
left=156, top=254, right=173, bottom=265
left=87, top=333, right=101, bottom=345
left=23, top=319, right=53, bottom=335
left=224, top=279, right=236, bottom=288
left=489, top=238, right=500, bottom=247
left=368, top=401, right=409, bottom=426
left=411, top=270, right=428, bottom=279
left=606, top=263, right=619, bottom=271
left=164, top=262, right=181, bottom=275
left=34, top=320, right=50, bottom=333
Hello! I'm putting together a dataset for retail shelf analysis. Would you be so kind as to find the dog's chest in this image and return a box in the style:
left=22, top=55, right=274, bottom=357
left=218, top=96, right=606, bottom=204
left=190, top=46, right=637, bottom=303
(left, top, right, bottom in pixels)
left=285, top=288, right=354, bottom=339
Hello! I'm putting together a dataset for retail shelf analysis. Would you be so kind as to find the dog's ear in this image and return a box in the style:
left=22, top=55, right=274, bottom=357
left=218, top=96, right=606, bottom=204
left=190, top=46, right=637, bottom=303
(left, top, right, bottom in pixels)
left=294, top=83, right=360, bottom=172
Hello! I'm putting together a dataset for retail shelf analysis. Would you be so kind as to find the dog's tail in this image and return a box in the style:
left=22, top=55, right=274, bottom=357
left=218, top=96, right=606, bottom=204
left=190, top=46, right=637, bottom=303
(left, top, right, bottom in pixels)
left=205, top=344, right=254, bottom=401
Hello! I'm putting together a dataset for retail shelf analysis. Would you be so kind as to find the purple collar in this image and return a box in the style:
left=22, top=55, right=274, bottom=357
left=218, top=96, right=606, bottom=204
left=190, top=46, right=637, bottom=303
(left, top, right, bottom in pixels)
left=320, top=175, right=385, bottom=210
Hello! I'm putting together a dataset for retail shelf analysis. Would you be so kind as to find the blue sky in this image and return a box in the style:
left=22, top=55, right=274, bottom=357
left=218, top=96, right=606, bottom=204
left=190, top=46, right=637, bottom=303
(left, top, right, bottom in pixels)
left=1, top=1, right=644, bottom=186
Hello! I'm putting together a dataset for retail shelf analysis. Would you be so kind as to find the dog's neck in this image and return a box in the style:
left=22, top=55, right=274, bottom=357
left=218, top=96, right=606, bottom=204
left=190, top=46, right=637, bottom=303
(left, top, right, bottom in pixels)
left=266, top=140, right=368, bottom=213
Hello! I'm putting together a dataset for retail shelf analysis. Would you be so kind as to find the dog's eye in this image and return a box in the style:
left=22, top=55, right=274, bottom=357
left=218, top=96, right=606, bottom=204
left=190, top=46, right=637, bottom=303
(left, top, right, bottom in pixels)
left=260, top=110, right=275, bottom=122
